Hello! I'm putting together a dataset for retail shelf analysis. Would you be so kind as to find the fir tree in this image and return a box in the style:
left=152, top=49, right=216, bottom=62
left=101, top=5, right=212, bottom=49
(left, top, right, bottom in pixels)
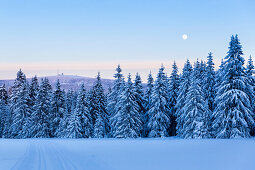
left=58, top=89, right=77, bottom=137
left=0, top=85, right=9, bottom=138
left=246, top=55, right=254, bottom=77
left=8, top=70, right=31, bottom=138
left=168, top=61, right=180, bottom=136
left=30, top=78, right=52, bottom=138
left=204, top=52, right=216, bottom=111
left=65, top=109, right=83, bottom=138
left=133, top=73, right=145, bottom=136
left=50, top=79, right=66, bottom=137
left=28, top=76, right=39, bottom=108
left=10, top=82, right=31, bottom=138
left=246, top=56, right=255, bottom=135
left=147, top=66, right=170, bottom=137
left=144, top=72, right=154, bottom=136
left=0, top=99, right=8, bottom=138
left=212, top=35, right=254, bottom=138
left=176, top=60, right=193, bottom=136
left=91, top=73, right=109, bottom=138
left=9, top=69, right=26, bottom=116
left=108, top=65, right=124, bottom=136
left=0, top=85, right=8, bottom=104
left=181, top=72, right=210, bottom=138
left=113, top=74, right=142, bottom=138
left=75, top=84, right=92, bottom=138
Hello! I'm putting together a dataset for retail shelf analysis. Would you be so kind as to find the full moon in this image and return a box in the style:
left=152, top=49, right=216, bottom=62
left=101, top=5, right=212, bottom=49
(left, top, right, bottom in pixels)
left=182, top=34, right=188, bottom=40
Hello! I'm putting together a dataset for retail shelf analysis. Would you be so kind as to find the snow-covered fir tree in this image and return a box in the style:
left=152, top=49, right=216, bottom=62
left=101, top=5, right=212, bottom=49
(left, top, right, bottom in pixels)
left=28, top=76, right=39, bottom=108
left=181, top=71, right=210, bottom=139
left=246, top=55, right=254, bottom=77
left=91, top=73, right=109, bottom=138
left=10, top=82, right=31, bottom=138
left=168, top=61, right=180, bottom=136
left=75, top=84, right=92, bottom=138
left=144, top=72, right=154, bottom=136
left=65, top=108, right=83, bottom=138
left=147, top=66, right=170, bottom=137
left=65, top=90, right=76, bottom=114
left=215, top=59, right=225, bottom=91
left=108, top=65, right=125, bottom=136
left=9, top=70, right=26, bottom=120
left=0, top=85, right=8, bottom=104
left=246, top=56, right=255, bottom=105
left=133, top=73, right=145, bottom=135
left=58, top=89, right=77, bottom=137
left=113, top=74, right=142, bottom=138
left=212, top=35, right=254, bottom=138
left=199, top=60, right=207, bottom=83
left=30, top=78, right=52, bottom=138
left=50, top=79, right=66, bottom=137
left=0, top=99, right=8, bottom=138
left=8, top=70, right=32, bottom=138
left=246, top=55, right=255, bottom=135
left=204, top=52, right=216, bottom=111
left=176, top=60, right=193, bottom=136
left=0, top=85, right=9, bottom=138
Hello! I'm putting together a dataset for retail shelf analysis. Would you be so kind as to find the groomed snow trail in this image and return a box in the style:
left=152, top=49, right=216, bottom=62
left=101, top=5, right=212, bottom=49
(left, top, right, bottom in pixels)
left=11, top=141, right=80, bottom=170
left=0, top=138, right=254, bottom=170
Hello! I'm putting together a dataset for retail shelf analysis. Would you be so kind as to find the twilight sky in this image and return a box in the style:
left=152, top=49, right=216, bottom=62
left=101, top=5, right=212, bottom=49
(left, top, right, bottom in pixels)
left=0, top=0, right=254, bottom=80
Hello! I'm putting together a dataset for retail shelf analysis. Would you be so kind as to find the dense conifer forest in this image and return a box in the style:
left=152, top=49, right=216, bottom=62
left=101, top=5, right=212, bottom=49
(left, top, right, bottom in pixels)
left=0, top=35, right=254, bottom=139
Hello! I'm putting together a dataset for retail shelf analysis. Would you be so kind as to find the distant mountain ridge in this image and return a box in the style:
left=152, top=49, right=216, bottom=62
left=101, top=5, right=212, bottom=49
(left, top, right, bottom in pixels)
left=0, top=74, right=115, bottom=92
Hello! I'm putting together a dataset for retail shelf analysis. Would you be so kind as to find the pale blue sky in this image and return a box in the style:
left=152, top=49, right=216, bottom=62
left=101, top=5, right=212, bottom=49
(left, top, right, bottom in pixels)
left=0, top=0, right=254, bottom=79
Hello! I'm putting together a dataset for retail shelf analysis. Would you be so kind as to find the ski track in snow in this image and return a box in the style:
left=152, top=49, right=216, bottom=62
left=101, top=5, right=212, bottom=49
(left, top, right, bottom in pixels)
left=11, top=141, right=80, bottom=170
left=0, top=138, right=254, bottom=170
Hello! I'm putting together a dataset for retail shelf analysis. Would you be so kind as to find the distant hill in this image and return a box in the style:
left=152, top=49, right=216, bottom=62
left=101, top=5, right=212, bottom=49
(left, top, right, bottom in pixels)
left=0, top=74, right=115, bottom=92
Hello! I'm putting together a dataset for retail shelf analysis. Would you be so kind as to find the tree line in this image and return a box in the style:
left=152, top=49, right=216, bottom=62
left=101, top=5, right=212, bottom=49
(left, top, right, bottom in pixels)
left=0, top=34, right=254, bottom=139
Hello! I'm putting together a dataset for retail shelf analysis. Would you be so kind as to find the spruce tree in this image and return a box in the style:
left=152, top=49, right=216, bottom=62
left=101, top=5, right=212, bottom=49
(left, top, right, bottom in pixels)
left=246, top=55, right=254, bottom=77
left=58, top=89, right=76, bottom=137
left=28, top=76, right=39, bottom=107
left=0, top=84, right=8, bottom=104
left=91, top=73, right=109, bottom=138
left=0, top=99, right=8, bottom=138
left=65, top=109, right=83, bottom=138
left=75, top=84, right=92, bottom=138
left=147, top=66, right=170, bottom=137
left=50, top=79, right=66, bottom=137
left=212, top=35, right=254, bottom=138
left=8, top=70, right=31, bottom=138
left=181, top=72, right=210, bottom=138
left=168, top=61, right=180, bottom=136
left=133, top=73, right=145, bottom=136
left=246, top=55, right=255, bottom=135
left=30, top=78, right=51, bottom=138
left=144, top=72, right=154, bottom=136
left=10, top=82, right=31, bottom=138
left=176, top=60, right=193, bottom=136
left=113, top=74, right=142, bottom=138
left=0, top=85, right=9, bottom=138
left=108, top=65, right=124, bottom=135
left=204, top=52, right=216, bottom=111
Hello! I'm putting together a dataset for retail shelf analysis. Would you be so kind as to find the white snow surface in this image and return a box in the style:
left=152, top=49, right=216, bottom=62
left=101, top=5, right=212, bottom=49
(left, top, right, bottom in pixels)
left=0, top=138, right=254, bottom=170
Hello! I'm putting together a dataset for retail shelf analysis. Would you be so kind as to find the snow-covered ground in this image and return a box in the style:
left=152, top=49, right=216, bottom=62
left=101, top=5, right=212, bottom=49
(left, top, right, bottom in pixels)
left=0, top=138, right=254, bottom=170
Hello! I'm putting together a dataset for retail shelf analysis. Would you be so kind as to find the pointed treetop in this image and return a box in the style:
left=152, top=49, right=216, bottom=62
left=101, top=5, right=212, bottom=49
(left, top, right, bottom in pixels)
left=127, top=73, right=132, bottom=83
left=96, top=72, right=101, bottom=81
left=55, top=79, right=61, bottom=90
left=246, top=55, right=254, bottom=76
left=16, top=69, right=26, bottom=83
left=227, top=34, right=243, bottom=62
left=114, top=64, right=123, bottom=79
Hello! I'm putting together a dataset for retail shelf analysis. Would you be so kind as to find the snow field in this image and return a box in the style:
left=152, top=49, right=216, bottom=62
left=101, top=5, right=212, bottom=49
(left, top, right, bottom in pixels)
left=0, top=138, right=254, bottom=170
